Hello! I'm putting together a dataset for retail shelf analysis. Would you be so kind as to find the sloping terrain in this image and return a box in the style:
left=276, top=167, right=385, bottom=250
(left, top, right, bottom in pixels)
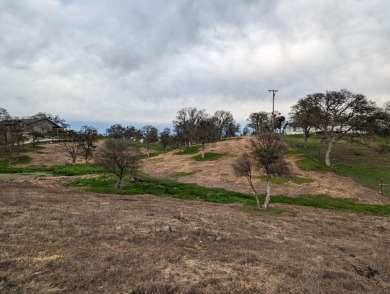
left=142, top=138, right=389, bottom=205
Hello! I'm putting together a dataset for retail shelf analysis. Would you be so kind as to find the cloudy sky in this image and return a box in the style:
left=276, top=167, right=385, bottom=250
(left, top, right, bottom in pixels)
left=1, top=0, right=389, bottom=131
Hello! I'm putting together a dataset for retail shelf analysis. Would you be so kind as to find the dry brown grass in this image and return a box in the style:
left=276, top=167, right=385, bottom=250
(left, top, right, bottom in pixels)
left=142, top=138, right=389, bottom=205
left=1, top=181, right=389, bottom=293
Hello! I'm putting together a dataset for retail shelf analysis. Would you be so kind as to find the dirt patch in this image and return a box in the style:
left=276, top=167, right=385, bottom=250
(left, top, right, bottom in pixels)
left=24, top=142, right=81, bottom=166
left=1, top=181, right=389, bottom=293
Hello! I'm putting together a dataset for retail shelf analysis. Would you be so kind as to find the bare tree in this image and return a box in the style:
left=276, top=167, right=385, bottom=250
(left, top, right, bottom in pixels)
left=62, top=130, right=81, bottom=165
left=233, top=133, right=291, bottom=210
left=78, top=125, right=98, bottom=163
left=232, top=152, right=262, bottom=210
left=95, top=139, right=142, bottom=189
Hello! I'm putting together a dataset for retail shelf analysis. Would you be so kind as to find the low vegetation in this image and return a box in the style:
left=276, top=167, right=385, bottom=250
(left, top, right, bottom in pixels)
left=68, top=176, right=390, bottom=216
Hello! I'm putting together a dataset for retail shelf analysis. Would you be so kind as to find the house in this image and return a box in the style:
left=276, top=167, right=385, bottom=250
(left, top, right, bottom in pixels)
left=20, top=117, right=63, bottom=136
left=0, top=117, right=63, bottom=145
left=283, top=123, right=306, bottom=135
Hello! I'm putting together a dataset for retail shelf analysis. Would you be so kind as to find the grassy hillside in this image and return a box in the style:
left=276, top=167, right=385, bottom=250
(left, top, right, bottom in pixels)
left=284, top=135, right=390, bottom=196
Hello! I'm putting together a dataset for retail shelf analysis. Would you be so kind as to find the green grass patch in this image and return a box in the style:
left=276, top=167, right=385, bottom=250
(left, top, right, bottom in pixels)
left=174, top=145, right=200, bottom=155
left=68, top=176, right=390, bottom=216
left=68, top=176, right=255, bottom=204
left=49, top=164, right=104, bottom=176
left=294, top=154, right=331, bottom=172
left=0, top=155, right=32, bottom=166
left=0, top=163, right=103, bottom=176
left=192, top=152, right=226, bottom=161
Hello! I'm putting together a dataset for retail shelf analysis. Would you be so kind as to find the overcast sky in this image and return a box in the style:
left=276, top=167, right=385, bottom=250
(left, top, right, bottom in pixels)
left=1, top=0, right=389, bottom=131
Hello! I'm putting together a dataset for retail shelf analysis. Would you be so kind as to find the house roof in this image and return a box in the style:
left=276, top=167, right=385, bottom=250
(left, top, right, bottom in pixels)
left=0, top=118, right=63, bottom=129
left=20, top=118, right=63, bottom=129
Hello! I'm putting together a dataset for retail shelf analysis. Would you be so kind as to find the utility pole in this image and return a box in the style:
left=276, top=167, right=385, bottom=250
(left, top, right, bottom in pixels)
left=268, top=89, right=278, bottom=131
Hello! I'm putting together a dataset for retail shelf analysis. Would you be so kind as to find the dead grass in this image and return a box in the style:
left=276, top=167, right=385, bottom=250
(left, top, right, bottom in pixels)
left=143, top=138, right=389, bottom=205
left=1, top=182, right=389, bottom=293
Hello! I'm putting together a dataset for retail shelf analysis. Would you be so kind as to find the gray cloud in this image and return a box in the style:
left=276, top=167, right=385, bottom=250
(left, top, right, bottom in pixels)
left=1, top=0, right=389, bottom=130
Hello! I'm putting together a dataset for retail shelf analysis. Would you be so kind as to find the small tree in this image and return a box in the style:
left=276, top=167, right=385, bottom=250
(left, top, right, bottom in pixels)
left=232, top=152, right=262, bottom=210
left=233, top=133, right=291, bottom=210
left=62, top=130, right=81, bottom=164
left=78, top=125, right=98, bottom=163
left=95, top=139, right=142, bottom=189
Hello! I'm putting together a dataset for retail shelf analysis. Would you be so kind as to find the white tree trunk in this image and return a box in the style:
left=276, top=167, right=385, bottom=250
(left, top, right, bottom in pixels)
left=325, top=141, right=334, bottom=167
left=201, top=144, right=205, bottom=158
left=262, top=176, right=272, bottom=210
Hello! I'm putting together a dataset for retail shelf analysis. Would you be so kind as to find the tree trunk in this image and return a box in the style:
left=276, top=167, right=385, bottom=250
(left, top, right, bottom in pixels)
left=248, top=181, right=261, bottom=210
left=116, top=170, right=123, bottom=189
left=262, top=175, right=272, bottom=210
left=71, top=153, right=77, bottom=165
left=325, top=141, right=334, bottom=167
left=116, top=177, right=122, bottom=189
left=201, top=143, right=205, bottom=158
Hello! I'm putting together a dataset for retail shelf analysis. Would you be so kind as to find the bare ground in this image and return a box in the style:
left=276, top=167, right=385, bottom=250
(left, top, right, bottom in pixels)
left=1, top=181, right=389, bottom=293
